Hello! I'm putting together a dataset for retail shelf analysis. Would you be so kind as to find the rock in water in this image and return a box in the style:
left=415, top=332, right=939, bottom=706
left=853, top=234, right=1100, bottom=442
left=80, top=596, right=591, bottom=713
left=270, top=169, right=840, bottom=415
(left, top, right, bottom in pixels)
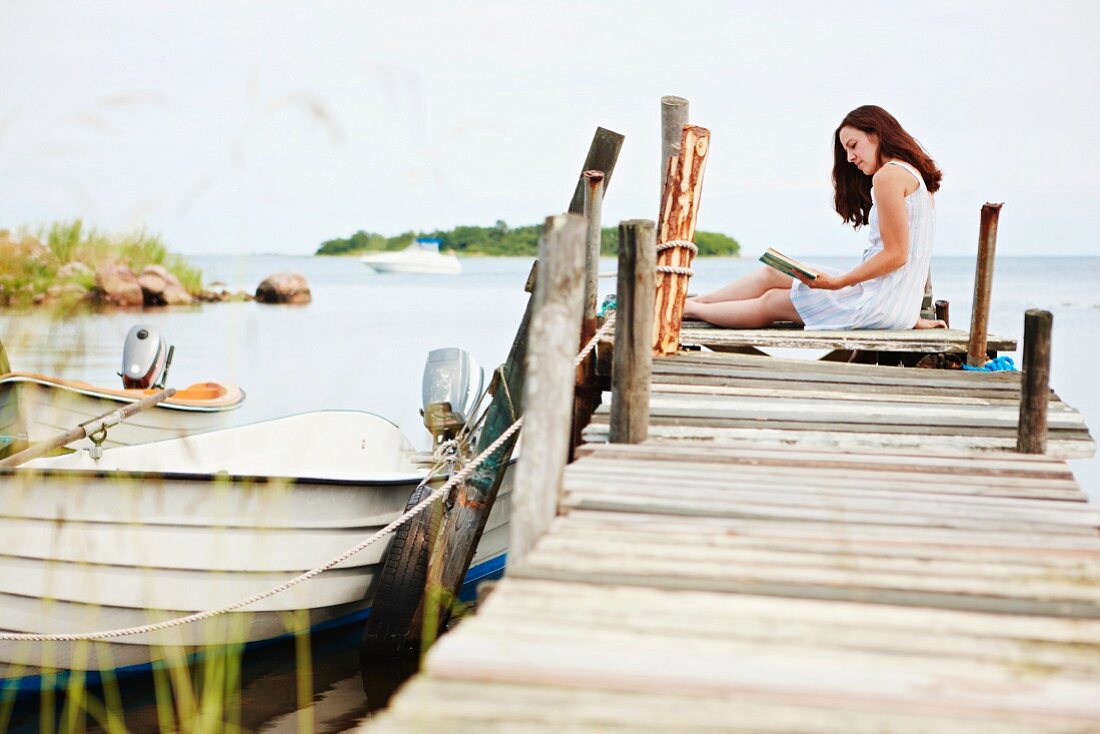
left=255, top=273, right=311, bottom=304
left=138, top=264, right=193, bottom=306
left=95, top=264, right=144, bottom=307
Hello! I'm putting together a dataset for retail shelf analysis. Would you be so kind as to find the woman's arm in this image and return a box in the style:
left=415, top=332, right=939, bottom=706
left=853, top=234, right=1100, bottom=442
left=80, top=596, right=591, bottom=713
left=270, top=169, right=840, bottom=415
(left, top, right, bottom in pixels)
left=796, top=165, right=912, bottom=290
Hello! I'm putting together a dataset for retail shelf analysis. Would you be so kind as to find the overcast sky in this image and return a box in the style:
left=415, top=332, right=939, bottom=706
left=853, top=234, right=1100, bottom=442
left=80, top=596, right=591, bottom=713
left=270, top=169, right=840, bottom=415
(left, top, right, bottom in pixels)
left=1, top=1, right=1097, bottom=257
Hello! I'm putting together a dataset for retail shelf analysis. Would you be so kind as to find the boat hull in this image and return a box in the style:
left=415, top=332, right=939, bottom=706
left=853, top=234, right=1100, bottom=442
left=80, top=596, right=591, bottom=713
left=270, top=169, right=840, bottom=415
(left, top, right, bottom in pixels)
left=0, top=468, right=511, bottom=681
left=359, top=252, right=461, bottom=275
left=1, top=411, right=509, bottom=684
left=0, top=373, right=244, bottom=452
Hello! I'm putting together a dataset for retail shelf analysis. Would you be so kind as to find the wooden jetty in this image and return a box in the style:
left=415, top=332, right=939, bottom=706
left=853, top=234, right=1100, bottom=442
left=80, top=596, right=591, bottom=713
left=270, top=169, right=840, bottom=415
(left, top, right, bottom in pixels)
left=363, top=352, right=1099, bottom=731
left=358, top=111, right=1097, bottom=731
left=361, top=258, right=1098, bottom=734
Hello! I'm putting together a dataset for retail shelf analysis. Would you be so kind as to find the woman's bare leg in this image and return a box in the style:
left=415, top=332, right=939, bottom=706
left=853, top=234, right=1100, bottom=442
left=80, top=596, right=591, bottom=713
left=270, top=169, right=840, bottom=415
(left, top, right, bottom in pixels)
left=689, top=267, right=794, bottom=304
left=683, top=287, right=803, bottom=328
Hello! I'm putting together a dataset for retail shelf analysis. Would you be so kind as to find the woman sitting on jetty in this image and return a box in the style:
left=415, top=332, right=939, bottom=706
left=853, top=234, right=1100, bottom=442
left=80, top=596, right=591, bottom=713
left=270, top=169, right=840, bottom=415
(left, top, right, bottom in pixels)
left=683, top=105, right=946, bottom=330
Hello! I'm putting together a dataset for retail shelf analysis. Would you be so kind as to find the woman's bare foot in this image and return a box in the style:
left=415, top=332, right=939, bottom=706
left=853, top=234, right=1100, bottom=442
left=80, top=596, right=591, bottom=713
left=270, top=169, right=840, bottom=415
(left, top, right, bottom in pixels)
left=914, top=317, right=947, bottom=329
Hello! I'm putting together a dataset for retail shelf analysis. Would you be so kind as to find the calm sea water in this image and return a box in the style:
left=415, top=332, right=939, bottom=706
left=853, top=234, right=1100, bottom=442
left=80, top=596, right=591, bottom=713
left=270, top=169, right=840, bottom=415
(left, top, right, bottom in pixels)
left=1, top=254, right=1097, bottom=729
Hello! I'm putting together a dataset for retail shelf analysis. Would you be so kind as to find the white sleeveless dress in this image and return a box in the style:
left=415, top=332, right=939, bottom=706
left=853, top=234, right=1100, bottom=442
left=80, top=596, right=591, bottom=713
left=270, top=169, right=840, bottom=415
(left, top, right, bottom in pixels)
left=790, top=160, right=935, bottom=330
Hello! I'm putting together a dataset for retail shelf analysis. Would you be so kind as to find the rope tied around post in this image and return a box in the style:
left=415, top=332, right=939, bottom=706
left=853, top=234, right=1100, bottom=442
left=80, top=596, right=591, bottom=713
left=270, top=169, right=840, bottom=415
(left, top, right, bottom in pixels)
left=655, top=239, right=697, bottom=276
left=0, top=313, right=618, bottom=644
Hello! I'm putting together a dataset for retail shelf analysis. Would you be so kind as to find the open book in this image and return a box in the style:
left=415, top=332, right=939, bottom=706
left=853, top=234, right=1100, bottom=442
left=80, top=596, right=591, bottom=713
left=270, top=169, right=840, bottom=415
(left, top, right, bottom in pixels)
left=759, top=247, right=819, bottom=281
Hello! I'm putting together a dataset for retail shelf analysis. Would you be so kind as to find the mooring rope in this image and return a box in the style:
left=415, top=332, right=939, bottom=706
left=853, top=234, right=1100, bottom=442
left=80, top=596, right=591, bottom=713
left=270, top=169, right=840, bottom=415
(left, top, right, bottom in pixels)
left=598, top=239, right=690, bottom=279
left=597, top=239, right=698, bottom=279
left=655, top=239, right=698, bottom=277
left=0, top=312, right=618, bottom=643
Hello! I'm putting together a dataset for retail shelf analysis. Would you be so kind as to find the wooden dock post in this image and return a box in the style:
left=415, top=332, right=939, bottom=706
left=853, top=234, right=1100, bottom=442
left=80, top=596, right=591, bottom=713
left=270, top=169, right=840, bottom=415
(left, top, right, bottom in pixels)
left=610, top=220, right=656, bottom=444
left=509, top=214, right=587, bottom=569
left=572, top=171, right=605, bottom=454
left=967, top=203, right=1003, bottom=367
left=360, top=127, right=625, bottom=664
left=935, top=299, right=951, bottom=328
left=1017, top=309, right=1053, bottom=454
left=660, top=95, right=688, bottom=193
left=568, top=128, right=624, bottom=215
left=653, top=125, right=710, bottom=356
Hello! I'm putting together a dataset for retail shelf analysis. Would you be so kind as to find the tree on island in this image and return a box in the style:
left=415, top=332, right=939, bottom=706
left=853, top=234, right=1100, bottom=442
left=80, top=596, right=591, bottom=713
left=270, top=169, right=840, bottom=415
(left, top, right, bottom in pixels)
left=316, top=223, right=740, bottom=258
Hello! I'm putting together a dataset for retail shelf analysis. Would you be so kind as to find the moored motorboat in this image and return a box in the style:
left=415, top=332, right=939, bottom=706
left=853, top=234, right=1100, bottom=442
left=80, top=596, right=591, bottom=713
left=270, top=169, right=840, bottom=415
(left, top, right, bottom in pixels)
left=0, top=410, right=510, bottom=687
left=359, top=237, right=461, bottom=275
left=0, top=325, right=244, bottom=454
left=0, top=348, right=506, bottom=691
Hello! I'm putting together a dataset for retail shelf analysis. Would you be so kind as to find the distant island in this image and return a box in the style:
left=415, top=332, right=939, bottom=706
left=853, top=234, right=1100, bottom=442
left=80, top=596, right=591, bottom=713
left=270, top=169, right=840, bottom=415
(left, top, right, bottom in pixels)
left=315, top=221, right=741, bottom=258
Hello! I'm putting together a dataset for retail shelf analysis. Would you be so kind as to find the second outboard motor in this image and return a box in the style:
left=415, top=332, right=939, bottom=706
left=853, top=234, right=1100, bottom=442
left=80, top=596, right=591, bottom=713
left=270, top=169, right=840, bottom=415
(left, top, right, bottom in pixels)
left=120, top=325, right=173, bottom=389
left=421, top=348, right=485, bottom=447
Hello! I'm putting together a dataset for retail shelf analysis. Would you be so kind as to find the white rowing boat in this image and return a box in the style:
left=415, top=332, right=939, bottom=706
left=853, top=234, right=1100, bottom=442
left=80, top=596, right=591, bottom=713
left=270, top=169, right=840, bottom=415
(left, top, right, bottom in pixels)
left=0, top=372, right=244, bottom=452
left=0, top=409, right=510, bottom=687
left=1, top=324, right=244, bottom=454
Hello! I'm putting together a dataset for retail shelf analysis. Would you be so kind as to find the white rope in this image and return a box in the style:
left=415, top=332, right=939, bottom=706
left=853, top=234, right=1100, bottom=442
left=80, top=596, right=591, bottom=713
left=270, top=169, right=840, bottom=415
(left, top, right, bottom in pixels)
left=656, top=239, right=697, bottom=277
left=0, top=314, right=618, bottom=643
left=656, top=239, right=698, bottom=255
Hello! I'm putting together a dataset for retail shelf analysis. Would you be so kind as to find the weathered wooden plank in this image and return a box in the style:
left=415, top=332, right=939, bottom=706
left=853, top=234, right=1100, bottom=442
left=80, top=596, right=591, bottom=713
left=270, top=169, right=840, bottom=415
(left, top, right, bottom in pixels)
left=561, top=489, right=1100, bottom=535
left=652, top=380, right=1027, bottom=406
left=563, top=477, right=1100, bottom=528
left=492, top=578, right=1100, bottom=646
left=678, top=324, right=1017, bottom=353
left=481, top=582, right=1100, bottom=677
left=652, top=362, right=1023, bottom=393
left=585, top=418, right=1096, bottom=456
left=517, top=552, right=1100, bottom=618
left=576, top=441, right=1079, bottom=476
left=546, top=521, right=1100, bottom=571
left=373, top=676, right=1092, bottom=734
left=570, top=462, right=1082, bottom=498
left=425, top=616, right=1100, bottom=717
left=563, top=509, right=1100, bottom=553
left=591, top=409, right=1090, bottom=438
left=541, top=520, right=1100, bottom=575
left=566, top=462, right=1087, bottom=503
left=662, top=350, right=1022, bottom=382
left=635, top=393, right=1085, bottom=430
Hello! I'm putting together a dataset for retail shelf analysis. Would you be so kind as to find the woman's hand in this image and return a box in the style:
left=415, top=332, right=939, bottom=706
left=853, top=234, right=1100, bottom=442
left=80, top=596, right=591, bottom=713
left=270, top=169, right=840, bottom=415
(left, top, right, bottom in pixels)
left=793, top=271, right=847, bottom=290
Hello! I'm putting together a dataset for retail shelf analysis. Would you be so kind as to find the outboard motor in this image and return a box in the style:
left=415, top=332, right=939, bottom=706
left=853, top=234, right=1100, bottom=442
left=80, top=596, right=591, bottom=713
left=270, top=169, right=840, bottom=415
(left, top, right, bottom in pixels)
left=421, top=348, right=485, bottom=448
left=120, top=325, right=174, bottom=389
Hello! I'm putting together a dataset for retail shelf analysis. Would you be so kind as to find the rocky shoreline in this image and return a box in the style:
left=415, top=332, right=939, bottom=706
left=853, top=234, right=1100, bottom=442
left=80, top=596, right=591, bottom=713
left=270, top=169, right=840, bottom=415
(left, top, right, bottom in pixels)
left=1, top=224, right=311, bottom=309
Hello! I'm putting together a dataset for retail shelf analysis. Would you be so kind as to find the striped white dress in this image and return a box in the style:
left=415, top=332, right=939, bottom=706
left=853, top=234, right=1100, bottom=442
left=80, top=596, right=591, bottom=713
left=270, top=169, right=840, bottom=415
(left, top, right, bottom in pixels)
left=791, top=160, right=935, bottom=330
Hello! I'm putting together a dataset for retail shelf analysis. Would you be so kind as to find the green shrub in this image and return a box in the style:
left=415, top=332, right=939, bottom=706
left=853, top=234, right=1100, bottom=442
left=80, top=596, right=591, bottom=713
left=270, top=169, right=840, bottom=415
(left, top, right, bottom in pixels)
left=0, top=219, right=204, bottom=307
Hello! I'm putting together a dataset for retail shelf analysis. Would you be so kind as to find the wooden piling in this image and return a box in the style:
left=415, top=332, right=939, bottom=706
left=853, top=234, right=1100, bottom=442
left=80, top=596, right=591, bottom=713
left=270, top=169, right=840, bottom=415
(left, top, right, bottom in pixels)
left=660, top=95, right=689, bottom=194
left=568, top=128, right=625, bottom=215
left=1017, top=309, right=1053, bottom=454
left=362, top=127, right=625, bottom=660
left=967, top=203, right=1003, bottom=367
left=935, top=300, right=950, bottom=328
left=610, top=220, right=656, bottom=444
left=921, top=274, right=935, bottom=320
left=572, top=171, right=605, bottom=454
left=653, top=125, right=711, bottom=356
left=509, top=214, right=587, bottom=569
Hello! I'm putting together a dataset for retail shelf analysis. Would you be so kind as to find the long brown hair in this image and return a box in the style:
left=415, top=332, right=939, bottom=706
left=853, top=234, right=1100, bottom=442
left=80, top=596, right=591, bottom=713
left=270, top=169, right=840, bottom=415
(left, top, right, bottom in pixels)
left=833, top=105, right=942, bottom=228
